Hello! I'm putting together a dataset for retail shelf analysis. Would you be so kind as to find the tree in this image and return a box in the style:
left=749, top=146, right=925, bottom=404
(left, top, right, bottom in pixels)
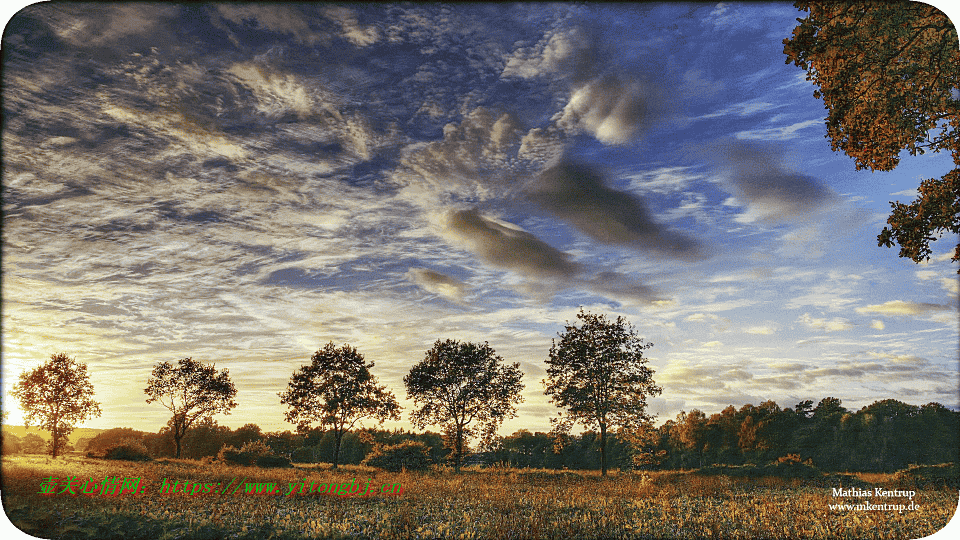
left=12, top=353, right=102, bottom=458
left=783, top=1, right=960, bottom=270
left=279, top=342, right=400, bottom=469
left=543, top=309, right=661, bottom=476
left=404, top=339, right=524, bottom=472
left=144, top=357, right=237, bottom=459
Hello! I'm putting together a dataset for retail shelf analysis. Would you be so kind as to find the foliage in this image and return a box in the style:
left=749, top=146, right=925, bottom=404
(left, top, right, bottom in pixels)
left=362, top=440, right=432, bottom=472
left=255, top=454, right=292, bottom=468
left=85, top=427, right=149, bottom=456
left=290, top=445, right=319, bottom=463
left=279, top=342, right=401, bottom=470
left=544, top=309, right=661, bottom=476
left=404, top=339, right=524, bottom=472
left=216, top=439, right=288, bottom=468
left=3, top=432, right=23, bottom=455
left=11, top=353, right=102, bottom=458
left=20, top=433, right=46, bottom=454
left=894, top=462, right=959, bottom=489
left=651, top=397, right=958, bottom=473
left=783, top=1, right=960, bottom=269
left=144, top=357, right=237, bottom=459
left=103, top=442, right=152, bottom=462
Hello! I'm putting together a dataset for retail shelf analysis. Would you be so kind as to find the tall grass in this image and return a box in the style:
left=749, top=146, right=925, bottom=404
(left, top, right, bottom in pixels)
left=2, top=455, right=956, bottom=539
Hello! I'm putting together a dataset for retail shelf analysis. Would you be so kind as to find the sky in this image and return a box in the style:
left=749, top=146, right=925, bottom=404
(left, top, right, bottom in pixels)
left=2, top=2, right=958, bottom=437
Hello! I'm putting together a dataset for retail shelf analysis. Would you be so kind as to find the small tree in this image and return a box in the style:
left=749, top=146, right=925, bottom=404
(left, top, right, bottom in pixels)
left=279, top=343, right=400, bottom=469
left=404, top=339, right=524, bottom=472
left=144, top=357, right=237, bottom=459
left=544, top=309, right=661, bottom=476
left=12, top=353, right=102, bottom=458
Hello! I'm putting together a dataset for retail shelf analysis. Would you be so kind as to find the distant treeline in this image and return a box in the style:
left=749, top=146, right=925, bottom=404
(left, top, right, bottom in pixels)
left=4, top=397, right=956, bottom=473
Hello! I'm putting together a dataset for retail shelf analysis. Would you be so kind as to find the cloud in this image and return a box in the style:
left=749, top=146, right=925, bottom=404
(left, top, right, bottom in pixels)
left=501, top=26, right=596, bottom=82
left=526, top=161, right=702, bottom=259
left=744, top=325, right=776, bottom=335
left=442, top=208, right=580, bottom=280
left=406, top=268, right=470, bottom=303
left=395, top=107, right=526, bottom=200
left=215, top=4, right=325, bottom=45
left=556, top=74, right=653, bottom=144
left=502, top=24, right=668, bottom=145
left=27, top=3, right=179, bottom=47
left=707, top=141, right=839, bottom=224
left=322, top=6, right=381, bottom=47
left=855, top=300, right=955, bottom=317
left=871, top=320, right=885, bottom=330
left=735, top=119, right=823, bottom=141
left=797, top=313, right=853, bottom=333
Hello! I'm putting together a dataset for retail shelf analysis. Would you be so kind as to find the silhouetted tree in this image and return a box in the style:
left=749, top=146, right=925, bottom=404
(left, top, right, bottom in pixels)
left=144, top=357, right=237, bottom=459
left=279, top=343, right=400, bottom=469
left=405, top=339, right=524, bottom=472
left=12, top=353, right=102, bottom=458
left=544, top=309, right=661, bottom=476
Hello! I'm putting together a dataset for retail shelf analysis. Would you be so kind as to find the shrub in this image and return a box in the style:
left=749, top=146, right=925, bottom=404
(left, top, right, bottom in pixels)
left=762, top=454, right=819, bottom=478
left=894, top=463, right=959, bottom=489
left=217, top=440, right=290, bottom=468
left=362, top=441, right=431, bottom=472
left=103, top=442, right=152, bottom=462
left=291, top=446, right=318, bottom=463
left=256, top=454, right=292, bottom=468
left=217, top=445, right=249, bottom=466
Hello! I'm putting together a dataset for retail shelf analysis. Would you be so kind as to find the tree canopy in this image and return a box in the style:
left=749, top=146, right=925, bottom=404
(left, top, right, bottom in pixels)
left=279, top=342, right=400, bottom=469
left=144, top=357, right=237, bottom=458
left=544, top=309, right=661, bottom=476
left=404, top=339, right=524, bottom=471
left=12, top=353, right=102, bottom=458
left=783, top=1, right=960, bottom=269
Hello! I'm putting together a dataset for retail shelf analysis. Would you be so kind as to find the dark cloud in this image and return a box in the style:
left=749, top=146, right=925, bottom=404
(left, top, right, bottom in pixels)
left=444, top=208, right=580, bottom=280
left=711, top=141, right=839, bottom=223
left=406, top=268, right=470, bottom=302
left=584, top=271, right=660, bottom=303
left=526, top=161, right=702, bottom=259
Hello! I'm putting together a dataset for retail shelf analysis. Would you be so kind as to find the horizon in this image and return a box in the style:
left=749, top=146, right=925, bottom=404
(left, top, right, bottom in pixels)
left=2, top=3, right=958, bottom=437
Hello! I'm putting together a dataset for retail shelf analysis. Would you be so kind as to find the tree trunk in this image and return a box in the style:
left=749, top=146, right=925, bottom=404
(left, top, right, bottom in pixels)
left=599, top=422, right=607, bottom=476
left=455, top=426, right=463, bottom=472
left=333, top=430, right=343, bottom=470
left=174, top=436, right=183, bottom=459
left=51, top=430, right=59, bottom=459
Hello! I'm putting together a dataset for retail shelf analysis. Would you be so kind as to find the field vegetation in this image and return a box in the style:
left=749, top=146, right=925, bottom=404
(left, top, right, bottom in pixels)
left=2, top=454, right=956, bottom=539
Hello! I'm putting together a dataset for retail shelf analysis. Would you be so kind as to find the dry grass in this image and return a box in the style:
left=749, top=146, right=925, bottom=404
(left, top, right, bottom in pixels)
left=2, top=455, right=956, bottom=539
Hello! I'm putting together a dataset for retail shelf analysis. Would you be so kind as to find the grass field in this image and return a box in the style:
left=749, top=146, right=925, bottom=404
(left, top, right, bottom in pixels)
left=2, top=455, right=957, bottom=539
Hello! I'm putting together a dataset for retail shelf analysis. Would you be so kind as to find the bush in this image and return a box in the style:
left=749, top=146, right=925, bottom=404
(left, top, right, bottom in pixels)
left=291, top=446, right=318, bottom=464
left=894, top=463, right=959, bottom=489
left=217, top=440, right=289, bottom=468
left=256, top=454, right=292, bottom=468
left=362, top=441, right=431, bottom=472
left=762, top=454, right=820, bottom=478
left=103, top=443, right=152, bottom=462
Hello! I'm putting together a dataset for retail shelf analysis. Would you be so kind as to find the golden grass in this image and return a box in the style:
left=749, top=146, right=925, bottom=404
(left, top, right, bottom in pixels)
left=2, top=455, right=956, bottom=539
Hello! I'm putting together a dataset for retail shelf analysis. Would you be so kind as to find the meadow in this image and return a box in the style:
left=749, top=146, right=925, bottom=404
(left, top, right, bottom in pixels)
left=2, top=455, right=957, bottom=540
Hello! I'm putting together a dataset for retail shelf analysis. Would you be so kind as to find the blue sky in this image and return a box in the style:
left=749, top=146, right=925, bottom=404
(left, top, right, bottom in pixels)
left=2, top=2, right=958, bottom=435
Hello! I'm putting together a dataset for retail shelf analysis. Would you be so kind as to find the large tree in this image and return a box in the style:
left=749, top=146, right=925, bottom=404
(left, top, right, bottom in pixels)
left=783, top=1, right=960, bottom=270
left=278, top=342, right=400, bottom=469
left=12, top=353, right=102, bottom=458
left=544, top=309, right=661, bottom=476
left=404, top=339, right=524, bottom=472
left=144, top=357, right=237, bottom=459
